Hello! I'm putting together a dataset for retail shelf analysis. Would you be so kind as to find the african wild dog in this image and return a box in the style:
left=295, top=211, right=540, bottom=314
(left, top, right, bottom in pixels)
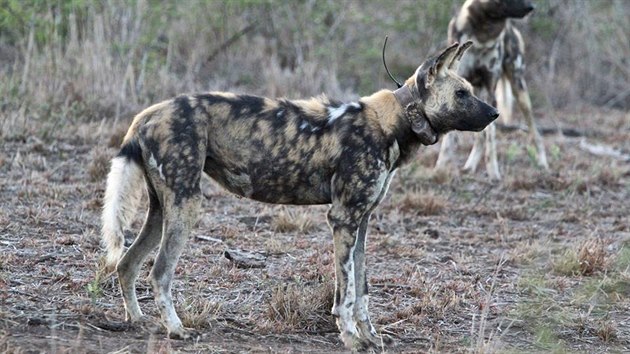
left=435, top=0, right=548, bottom=180
left=101, top=41, right=498, bottom=350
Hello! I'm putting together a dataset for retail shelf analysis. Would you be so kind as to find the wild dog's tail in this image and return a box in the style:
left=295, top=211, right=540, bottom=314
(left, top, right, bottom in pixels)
left=101, top=140, right=145, bottom=272
left=495, top=75, right=514, bottom=124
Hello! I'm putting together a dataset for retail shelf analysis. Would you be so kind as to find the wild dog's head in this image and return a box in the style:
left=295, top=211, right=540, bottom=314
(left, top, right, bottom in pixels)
left=479, top=0, right=535, bottom=19
left=399, top=41, right=498, bottom=140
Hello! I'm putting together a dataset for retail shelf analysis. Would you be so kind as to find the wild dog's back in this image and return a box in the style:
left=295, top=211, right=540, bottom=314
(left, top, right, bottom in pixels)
left=202, top=92, right=350, bottom=204
left=122, top=92, right=368, bottom=205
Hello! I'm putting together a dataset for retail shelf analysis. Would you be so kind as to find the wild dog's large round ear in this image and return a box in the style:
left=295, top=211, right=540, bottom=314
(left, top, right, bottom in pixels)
left=426, top=42, right=460, bottom=87
left=448, top=40, right=473, bottom=70
left=405, top=102, right=438, bottom=145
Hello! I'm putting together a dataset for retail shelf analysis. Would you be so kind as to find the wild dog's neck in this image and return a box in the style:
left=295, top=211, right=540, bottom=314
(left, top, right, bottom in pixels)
left=361, top=89, right=433, bottom=167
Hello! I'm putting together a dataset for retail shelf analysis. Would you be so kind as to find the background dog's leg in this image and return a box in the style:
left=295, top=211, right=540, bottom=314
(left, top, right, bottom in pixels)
left=117, top=184, right=163, bottom=323
left=512, top=75, right=549, bottom=170
left=463, top=131, right=485, bottom=174
left=496, top=76, right=514, bottom=125
left=436, top=133, right=456, bottom=170
left=484, top=122, right=501, bottom=180
left=481, top=84, right=501, bottom=180
left=150, top=194, right=201, bottom=339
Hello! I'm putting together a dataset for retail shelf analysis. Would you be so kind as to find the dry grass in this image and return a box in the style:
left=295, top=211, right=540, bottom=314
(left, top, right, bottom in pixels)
left=263, top=281, right=335, bottom=333
left=596, top=319, right=618, bottom=343
left=398, top=190, right=446, bottom=216
left=553, top=238, right=609, bottom=276
left=180, top=299, right=221, bottom=330
left=506, top=171, right=570, bottom=192
left=87, top=147, right=111, bottom=183
left=577, top=238, right=608, bottom=276
left=272, top=209, right=316, bottom=234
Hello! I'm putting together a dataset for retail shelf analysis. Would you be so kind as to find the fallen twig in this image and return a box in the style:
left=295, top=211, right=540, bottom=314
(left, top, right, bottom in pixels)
left=579, top=139, right=630, bottom=162
left=224, top=249, right=266, bottom=269
left=195, top=235, right=223, bottom=243
left=495, top=122, right=591, bottom=137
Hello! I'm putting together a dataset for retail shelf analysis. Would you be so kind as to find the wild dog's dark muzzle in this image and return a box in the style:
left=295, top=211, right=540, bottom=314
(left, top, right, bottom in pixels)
left=477, top=102, right=499, bottom=131
left=463, top=100, right=499, bottom=132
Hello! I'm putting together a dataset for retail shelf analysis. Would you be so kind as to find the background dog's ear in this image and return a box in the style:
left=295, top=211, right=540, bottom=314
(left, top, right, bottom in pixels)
left=426, top=42, right=460, bottom=87
left=448, top=41, right=473, bottom=70
left=406, top=102, right=438, bottom=145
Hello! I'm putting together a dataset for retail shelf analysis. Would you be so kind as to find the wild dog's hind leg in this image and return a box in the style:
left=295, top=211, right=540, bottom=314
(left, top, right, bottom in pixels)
left=151, top=193, right=201, bottom=339
left=117, top=183, right=163, bottom=323
left=511, top=74, right=549, bottom=170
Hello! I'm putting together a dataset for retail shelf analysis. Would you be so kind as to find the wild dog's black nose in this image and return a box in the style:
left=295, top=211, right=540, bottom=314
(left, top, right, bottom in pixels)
left=526, top=4, right=535, bottom=12
left=491, top=111, right=499, bottom=119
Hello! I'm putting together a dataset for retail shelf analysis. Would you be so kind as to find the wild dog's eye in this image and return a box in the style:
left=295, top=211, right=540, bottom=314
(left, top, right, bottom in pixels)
left=456, top=90, right=469, bottom=98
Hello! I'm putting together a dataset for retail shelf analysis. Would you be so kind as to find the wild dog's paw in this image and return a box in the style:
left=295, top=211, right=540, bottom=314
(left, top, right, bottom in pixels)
left=341, top=330, right=394, bottom=352
left=129, top=315, right=163, bottom=334
left=168, top=326, right=200, bottom=340
left=356, top=330, right=394, bottom=352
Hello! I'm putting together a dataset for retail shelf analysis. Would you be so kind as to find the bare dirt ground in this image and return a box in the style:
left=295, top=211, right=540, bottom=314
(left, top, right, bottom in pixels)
left=1, top=106, right=629, bottom=353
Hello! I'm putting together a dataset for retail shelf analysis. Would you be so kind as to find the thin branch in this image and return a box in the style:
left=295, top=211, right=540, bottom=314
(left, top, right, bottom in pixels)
left=207, top=22, right=258, bottom=63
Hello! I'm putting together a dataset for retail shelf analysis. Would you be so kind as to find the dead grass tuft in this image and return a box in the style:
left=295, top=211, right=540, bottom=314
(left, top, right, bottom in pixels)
left=552, top=249, right=581, bottom=276
left=180, top=298, right=221, bottom=329
left=399, top=190, right=446, bottom=216
left=264, top=281, right=335, bottom=332
left=594, top=169, right=621, bottom=187
left=553, top=238, right=608, bottom=276
left=506, top=172, right=570, bottom=192
left=596, top=319, right=617, bottom=342
left=87, top=147, right=111, bottom=182
left=577, top=238, right=608, bottom=276
left=272, top=209, right=316, bottom=234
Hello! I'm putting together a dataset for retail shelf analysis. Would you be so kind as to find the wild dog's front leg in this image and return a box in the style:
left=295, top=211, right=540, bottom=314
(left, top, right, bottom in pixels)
left=463, top=130, right=485, bottom=174
left=150, top=195, right=201, bottom=340
left=328, top=164, right=393, bottom=349
left=352, top=215, right=390, bottom=348
left=484, top=122, right=501, bottom=180
left=327, top=204, right=362, bottom=348
left=436, top=132, right=456, bottom=170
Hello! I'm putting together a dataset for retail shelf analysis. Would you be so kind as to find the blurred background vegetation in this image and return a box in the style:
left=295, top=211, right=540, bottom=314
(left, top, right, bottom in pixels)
left=0, top=0, right=628, bottom=139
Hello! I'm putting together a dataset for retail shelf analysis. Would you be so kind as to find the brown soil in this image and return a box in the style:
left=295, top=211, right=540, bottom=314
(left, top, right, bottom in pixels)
left=1, top=107, right=629, bottom=353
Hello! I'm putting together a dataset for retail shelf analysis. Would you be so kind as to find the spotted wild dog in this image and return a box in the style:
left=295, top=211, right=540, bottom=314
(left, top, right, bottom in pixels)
left=101, top=41, right=498, bottom=350
left=435, top=0, right=548, bottom=180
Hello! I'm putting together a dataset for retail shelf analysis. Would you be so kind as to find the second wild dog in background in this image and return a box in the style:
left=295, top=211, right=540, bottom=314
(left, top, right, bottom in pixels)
left=436, top=0, right=548, bottom=180
left=101, top=41, right=498, bottom=351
